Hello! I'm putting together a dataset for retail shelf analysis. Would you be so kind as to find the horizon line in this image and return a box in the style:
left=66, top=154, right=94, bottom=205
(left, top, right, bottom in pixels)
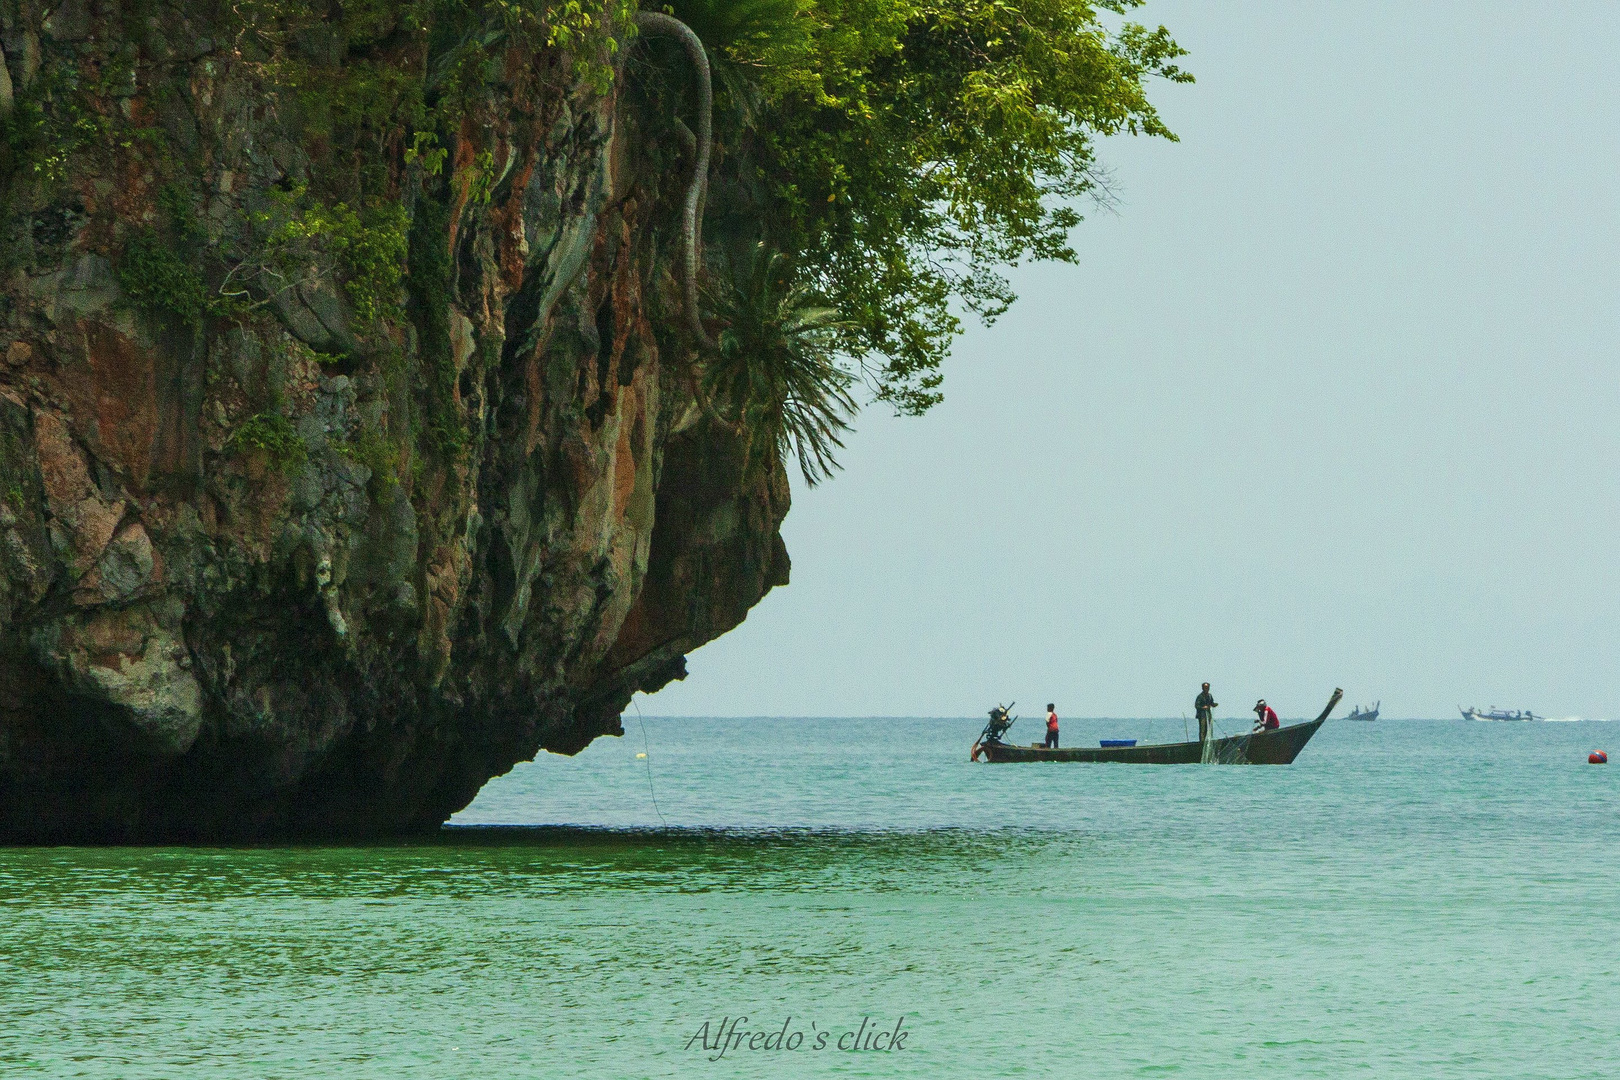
left=623, top=714, right=1546, bottom=722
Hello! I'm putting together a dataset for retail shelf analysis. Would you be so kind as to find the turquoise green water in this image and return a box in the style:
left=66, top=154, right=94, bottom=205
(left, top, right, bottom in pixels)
left=2, top=717, right=1616, bottom=1077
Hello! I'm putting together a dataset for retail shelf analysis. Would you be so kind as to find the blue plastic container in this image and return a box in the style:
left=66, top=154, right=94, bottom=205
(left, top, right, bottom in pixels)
left=1100, top=739, right=1137, bottom=748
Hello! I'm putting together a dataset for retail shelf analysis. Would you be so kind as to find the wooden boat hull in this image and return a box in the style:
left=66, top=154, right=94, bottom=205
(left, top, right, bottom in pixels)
left=980, top=715, right=1327, bottom=765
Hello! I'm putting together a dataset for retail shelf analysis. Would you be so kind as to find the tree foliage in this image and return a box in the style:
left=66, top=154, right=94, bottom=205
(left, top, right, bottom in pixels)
left=674, top=0, right=1191, bottom=414
left=20, top=0, right=1184, bottom=487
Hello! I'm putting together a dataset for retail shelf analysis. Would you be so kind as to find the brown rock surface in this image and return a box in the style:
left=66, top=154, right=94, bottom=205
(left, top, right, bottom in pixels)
left=0, top=1, right=790, bottom=840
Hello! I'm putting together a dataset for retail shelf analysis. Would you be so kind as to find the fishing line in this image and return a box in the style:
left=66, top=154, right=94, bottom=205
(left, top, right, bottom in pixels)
left=631, top=698, right=667, bottom=827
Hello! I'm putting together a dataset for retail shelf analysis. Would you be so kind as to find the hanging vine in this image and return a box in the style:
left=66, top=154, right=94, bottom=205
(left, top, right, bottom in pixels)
left=625, top=11, right=717, bottom=353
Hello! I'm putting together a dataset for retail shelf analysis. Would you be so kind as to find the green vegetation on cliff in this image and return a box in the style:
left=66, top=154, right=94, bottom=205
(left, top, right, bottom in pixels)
left=227, top=413, right=308, bottom=472
left=2, top=0, right=1183, bottom=473
left=665, top=0, right=1190, bottom=413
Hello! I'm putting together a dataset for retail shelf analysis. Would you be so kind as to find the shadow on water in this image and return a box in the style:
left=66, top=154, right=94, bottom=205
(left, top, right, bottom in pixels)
left=0, top=824, right=1091, bottom=903
left=433, top=821, right=1067, bottom=848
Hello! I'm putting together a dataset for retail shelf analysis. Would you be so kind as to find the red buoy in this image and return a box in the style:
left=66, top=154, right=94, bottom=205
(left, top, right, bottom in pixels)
left=1590, top=751, right=1608, bottom=764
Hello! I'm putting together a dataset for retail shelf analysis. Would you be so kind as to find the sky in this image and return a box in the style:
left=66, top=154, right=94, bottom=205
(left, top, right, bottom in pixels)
left=640, top=0, right=1620, bottom=720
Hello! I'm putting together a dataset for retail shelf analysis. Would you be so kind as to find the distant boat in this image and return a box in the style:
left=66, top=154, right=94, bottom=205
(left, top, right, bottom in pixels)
left=1347, top=701, right=1379, bottom=722
left=1460, top=706, right=1540, bottom=722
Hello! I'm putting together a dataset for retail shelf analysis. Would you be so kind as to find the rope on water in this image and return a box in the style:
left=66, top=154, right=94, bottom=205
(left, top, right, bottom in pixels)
left=632, top=698, right=667, bottom=827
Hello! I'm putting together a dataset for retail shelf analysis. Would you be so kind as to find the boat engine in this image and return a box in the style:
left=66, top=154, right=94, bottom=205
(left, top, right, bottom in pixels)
left=972, top=703, right=1016, bottom=761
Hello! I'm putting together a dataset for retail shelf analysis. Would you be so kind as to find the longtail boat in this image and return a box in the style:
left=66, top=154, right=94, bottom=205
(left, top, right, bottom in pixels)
left=974, top=689, right=1342, bottom=765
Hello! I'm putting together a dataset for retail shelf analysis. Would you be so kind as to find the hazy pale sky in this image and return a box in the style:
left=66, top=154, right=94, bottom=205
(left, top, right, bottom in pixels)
left=642, top=0, right=1620, bottom=720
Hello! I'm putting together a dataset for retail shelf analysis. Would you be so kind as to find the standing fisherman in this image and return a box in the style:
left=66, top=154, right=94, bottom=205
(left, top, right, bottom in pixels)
left=1195, top=683, right=1218, bottom=744
left=1044, top=704, right=1059, bottom=749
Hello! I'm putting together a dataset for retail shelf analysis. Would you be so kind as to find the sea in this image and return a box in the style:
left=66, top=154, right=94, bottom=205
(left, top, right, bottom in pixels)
left=2, top=716, right=1615, bottom=1078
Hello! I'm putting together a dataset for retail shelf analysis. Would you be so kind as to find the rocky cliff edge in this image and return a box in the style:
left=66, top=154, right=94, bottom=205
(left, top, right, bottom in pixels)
left=0, top=0, right=789, bottom=839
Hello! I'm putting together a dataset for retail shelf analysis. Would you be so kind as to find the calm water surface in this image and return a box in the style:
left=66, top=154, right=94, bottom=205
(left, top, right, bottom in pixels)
left=2, top=717, right=1616, bottom=1077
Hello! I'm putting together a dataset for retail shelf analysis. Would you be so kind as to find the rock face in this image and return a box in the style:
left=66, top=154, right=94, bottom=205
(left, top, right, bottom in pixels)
left=0, top=1, right=789, bottom=839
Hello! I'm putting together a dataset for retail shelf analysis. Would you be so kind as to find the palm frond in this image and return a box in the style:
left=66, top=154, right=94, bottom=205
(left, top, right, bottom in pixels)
left=703, top=242, right=857, bottom=486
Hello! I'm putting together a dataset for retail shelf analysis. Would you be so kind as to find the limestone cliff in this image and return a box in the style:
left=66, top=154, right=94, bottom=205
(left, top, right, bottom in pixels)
left=0, top=0, right=789, bottom=839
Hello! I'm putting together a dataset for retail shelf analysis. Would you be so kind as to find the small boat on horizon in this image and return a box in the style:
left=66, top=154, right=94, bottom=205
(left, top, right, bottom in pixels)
left=1347, top=701, right=1379, bottom=722
left=1460, top=706, right=1541, bottom=722
left=973, top=690, right=1342, bottom=765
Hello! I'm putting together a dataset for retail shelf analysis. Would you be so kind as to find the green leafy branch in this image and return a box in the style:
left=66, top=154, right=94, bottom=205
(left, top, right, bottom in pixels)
left=220, top=183, right=408, bottom=327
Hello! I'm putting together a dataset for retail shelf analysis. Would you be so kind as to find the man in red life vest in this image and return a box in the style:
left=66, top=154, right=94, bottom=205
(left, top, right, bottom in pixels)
left=1252, top=699, right=1279, bottom=733
left=1044, top=703, right=1059, bottom=749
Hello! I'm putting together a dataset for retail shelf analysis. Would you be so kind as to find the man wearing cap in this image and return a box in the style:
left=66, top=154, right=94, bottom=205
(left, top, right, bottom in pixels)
left=1252, top=699, right=1279, bottom=733
left=1195, top=683, right=1217, bottom=743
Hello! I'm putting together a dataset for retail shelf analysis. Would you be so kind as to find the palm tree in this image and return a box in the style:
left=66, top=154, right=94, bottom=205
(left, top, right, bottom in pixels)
left=704, top=243, right=856, bottom=485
